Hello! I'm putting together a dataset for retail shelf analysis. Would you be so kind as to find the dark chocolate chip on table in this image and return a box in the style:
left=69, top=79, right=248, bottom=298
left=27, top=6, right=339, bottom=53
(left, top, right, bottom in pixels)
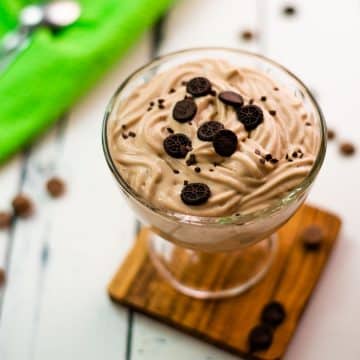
left=0, top=212, right=12, bottom=229
left=46, top=177, right=66, bottom=198
left=12, top=194, right=33, bottom=218
left=218, top=91, right=244, bottom=107
left=261, top=301, right=286, bottom=327
left=197, top=121, right=225, bottom=141
left=248, top=324, right=273, bottom=352
left=181, top=183, right=211, bottom=205
left=164, top=133, right=192, bottom=159
left=213, top=129, right=238, bottom=157
left=241, top=30, right=255, bottom=41
left=186, top=77, right=212, bottom=97
left=340, top=142, right=356, bottom=156
left=236, top=105, right=264, bottom=131
left=302, top=225, right=324, bottom=250
left=327, top=129, right=335, bottom=140
left=173, top=99, right=197, bottom=123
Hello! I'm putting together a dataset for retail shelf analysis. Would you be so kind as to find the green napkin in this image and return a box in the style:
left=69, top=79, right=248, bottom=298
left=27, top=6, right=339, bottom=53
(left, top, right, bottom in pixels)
left=0, top=0, right=174, bottom=163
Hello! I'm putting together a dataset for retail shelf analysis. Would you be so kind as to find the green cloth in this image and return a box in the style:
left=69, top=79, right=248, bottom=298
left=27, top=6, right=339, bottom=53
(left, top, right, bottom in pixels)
left=0, top=0, right=173, bottom=163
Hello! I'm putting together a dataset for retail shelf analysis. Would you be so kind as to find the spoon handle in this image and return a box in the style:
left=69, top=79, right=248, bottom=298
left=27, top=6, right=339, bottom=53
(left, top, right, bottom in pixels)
left=0, top=28, right=30, bottom=74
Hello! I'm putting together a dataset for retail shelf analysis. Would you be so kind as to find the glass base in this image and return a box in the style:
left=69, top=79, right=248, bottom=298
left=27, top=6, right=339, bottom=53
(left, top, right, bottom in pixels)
left=148, top=232, right=277, bottom=299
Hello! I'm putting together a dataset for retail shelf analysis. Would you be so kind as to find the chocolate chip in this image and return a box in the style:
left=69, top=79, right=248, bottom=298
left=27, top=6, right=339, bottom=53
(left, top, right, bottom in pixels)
left=260, top=96, right=267, bottom=102
left=12, top=194, right=33, bottom=218
left=149, top=101, right=155, bottom=106
left=241, top=30, right=255, bottom=41
left=194, top=167, right=201, bottom=173
left=121, top=124, right=127, bottom=130
left=173, top=99, right=197, bottom=123
left=159, top=104, right=165, bottom=109
left=173, top=169, right=180, bottom=174
left=305, top=122, right=311, bottom=126
left=265, top=154, right=272, bottom=161
left=128, top=131, right=136, bottom=138
left=236, top=105, right=264, bottom=131
left=292, top=151, right=298, bottom=158
left=0, top=212, right=12, bottom=229
left=213, top=130, right=238, bottom=157
left=340, top=142, right=356, bottom=156
left=218, top=91, right=244, bottom=107
left=327, top=129, right=335, bottom=140
left=261, top=301, right=286, bottom=327
left=302, top=225, right=324, bottom=250
left=248, top=325, right=273, bottom=352
left=181, top=183, right=211, bottom=205
left=0, top=268, right=5, bottom=287
left=209, top=168, right=214, bottom=172
left=184, top=180, right=188, bottom=185
left=46, top=177, right=66, bottom=198
left=186, top=77, right=212, bottom=97
left=158, top=98, right=165, bottom=104
left=283, top=5, right=296, bottom=16
left=167, top=127, right=174, bottom=134
left=197, top=121, right=225, bottom=141
left=274, top=87, right=279, bottom=91
left=164, top=133, right=192, bottom=159
left=169, top=88, right=176, bottom=94
left=270, top=158, right=279, bottom=164
left=269, top=110, right=276, bottom=116
left=122, top=134, right=128, bottom=139
left=249, top=99, right=254, bottom=105
left=209, top=89, right=217, bottom=96
left=186, top=154, right=197, bottom=166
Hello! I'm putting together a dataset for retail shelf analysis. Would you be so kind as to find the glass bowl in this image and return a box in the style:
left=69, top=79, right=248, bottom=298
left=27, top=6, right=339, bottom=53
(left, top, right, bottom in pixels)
left=102, top=48, right=326, bottom=299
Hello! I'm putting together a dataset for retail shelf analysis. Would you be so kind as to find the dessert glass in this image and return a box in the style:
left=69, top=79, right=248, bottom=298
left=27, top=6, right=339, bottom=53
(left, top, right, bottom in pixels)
left=102, top=48, right=326, bottom=299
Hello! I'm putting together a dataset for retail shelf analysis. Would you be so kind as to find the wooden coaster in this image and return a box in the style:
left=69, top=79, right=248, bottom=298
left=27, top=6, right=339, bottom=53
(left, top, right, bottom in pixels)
left=109, top=205, right=341, bottom=360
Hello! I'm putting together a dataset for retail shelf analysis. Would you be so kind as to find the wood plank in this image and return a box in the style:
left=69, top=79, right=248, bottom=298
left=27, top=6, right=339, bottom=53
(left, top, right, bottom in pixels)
left=109, top=205, right=341, bottom=360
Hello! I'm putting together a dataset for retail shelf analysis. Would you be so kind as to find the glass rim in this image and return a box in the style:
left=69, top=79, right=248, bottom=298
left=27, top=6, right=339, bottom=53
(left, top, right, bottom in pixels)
left=102, top=47, right=327, bottom=225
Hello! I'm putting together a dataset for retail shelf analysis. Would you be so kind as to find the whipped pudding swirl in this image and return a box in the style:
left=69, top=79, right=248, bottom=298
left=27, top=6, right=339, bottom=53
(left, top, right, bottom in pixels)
left=108, top=59, right=320, bottom=216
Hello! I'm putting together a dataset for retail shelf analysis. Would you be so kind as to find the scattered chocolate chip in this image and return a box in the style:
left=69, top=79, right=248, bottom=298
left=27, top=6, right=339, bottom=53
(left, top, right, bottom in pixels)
left=128, top=131, right=136, bottom=138
left=209, top=168, right=214, bottom=172
left=213, top=130, right=238, bottom=157
left=269, top=110, right=276, bottom=116
left=236, top=105, right=264, bottom=131
left=0, top=268, right=5, bottom=287
left=255, top=149, right=261, bottom=156
left=121, top=124, right=127, bottom=130
left=197, top=121, right=225, bottom=141
left=340, top=142, right=356, bottom=156
left=184, top=180, right=189, bottom=185
left=181, top=81, right=187, bottom=86
left=270, top=158, right=279, bottom=164
left=265, top=154, right=272, bottom=161
left=167, top=127, right=174, bottom=134
left=173, top=99, right=197, bottom=123
left=0, top=212, right=12, bottom=229
left=235, top=213, right=240, bottom=216
left=274, top=87, right=279, bottom=91
left=194, top=167, right=201, bottom=173
left=159, top=104, right=165, bottom=109
left=122, top=134, right=128, bottom=139
left=186, top=77, right=212, bottom=97
left=158, top=98, right=165, bottom=104
left=283, top=5, right=297, bottom=16
left=218, top=91, right=244, bottom=107
left=46, top=177, right=66, bottom=198
left=12, top=194, right=33, bottom=218
left=147, top=108, right=151, bottom=111
left=248, top=325, right=273, bottom=352
left=149, top=101, right=155, bottom=106
left=260, top=96, right=267, bottom=102
left=164, top=134, right=192, bottom=159
left=186, top=154, right=197, bottom=166
left=169, top=88, right=176, bottom=94
left=305, top=122, right=311, bottom=126
left=261, top=301, right=286, bottom=327
left=327, top=129, right=335, bottom=140
left=173, top=169, right=180, bottom=174
left=249, top=99, right=254, bottom=105
left=181, top=183, right=211, bottom=205
left=292, top=151, right=298, bottom=158
left=241, top=30, right=255, bottom=41
left=302, top=225, right=324, bottom=250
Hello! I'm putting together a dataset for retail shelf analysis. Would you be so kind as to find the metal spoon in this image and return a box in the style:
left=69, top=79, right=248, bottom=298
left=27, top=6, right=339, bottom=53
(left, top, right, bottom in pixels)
left=0, top=1, right=81, bottom=72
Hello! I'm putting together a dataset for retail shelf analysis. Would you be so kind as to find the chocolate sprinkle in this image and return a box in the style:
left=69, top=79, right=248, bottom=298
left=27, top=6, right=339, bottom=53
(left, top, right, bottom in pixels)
left=181, top=183, right=211, bottom=205
left=236, top=105, right=264, bottom=131
left=163, top=133, right=192, bottom=159
left=265, top=154, right=272, bottom=161
left=173, top=169, right=180, bottom=174
left=197, top=121, right=225, bottom=141
left=327, top=129, right=335, bottom=140
left=194, top=167, right=201, bottom=173
left=269, top=110, right=276, bottom=116
left=261, top=302, right=286, bottom=327
left=213, top=130, right=238, bottom=157
left=260, top=96, right=267, bottom=102
left=270, top=158, right=279, bottom=164
left=46, top=177, right=66, bottom=198
left=173, top=99, right=197, bottom=123
left=12, top=194, right=33, bottom=218
left=248, top=325, right=273, bottom=352
left=169, top=88, right=176, bottom=94
left=186, top=77, right=212, bottom=97
left=0, top=212, right=12, bottom=229
left=218, top=91, right=244, bottom=107
left=340, top=142, right=356, bottom=156
left=128, top=131, right=136, bottom=138
left=241, top=30, right=255, bottom=41
left=167, top=127, right=174, bottom=134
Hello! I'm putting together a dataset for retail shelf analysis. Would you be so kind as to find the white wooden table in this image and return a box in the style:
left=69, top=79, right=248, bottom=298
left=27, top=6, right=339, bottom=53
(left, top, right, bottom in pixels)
left=1, top=1, right=360, bottom=359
